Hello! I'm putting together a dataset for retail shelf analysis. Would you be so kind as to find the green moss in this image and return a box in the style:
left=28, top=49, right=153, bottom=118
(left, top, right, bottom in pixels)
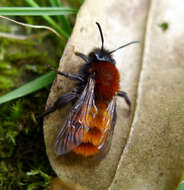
left=0, top=76, right=14, bottom=90
left=0, top=91, right=55, bottom=190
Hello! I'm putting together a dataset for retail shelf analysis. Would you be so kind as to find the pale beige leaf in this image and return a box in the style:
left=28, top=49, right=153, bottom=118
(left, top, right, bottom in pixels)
left=43, top=0, right=184, bottom=189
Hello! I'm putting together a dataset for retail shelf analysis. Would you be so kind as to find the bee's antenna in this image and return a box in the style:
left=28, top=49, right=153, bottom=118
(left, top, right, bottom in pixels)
left=109, top=41, right=140, bottom=54
left=96, top=22, right=104, bottom=51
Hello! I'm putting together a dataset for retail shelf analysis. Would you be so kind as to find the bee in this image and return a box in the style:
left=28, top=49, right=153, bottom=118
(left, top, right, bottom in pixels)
left=42, top=22, right=139, bottom=157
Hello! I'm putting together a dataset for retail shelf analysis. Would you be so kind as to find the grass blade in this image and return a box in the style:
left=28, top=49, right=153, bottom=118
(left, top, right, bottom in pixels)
left=25, top=0, right=75, bottom=38
left=0, top=71, right=56, bottom=105
left=49, top=0, right=72, bottom=34
left=0, top=7, right=77, bottom=16
left=176, top=180, right=184, bottom=190
left=0, top=6, right=77, bottom=39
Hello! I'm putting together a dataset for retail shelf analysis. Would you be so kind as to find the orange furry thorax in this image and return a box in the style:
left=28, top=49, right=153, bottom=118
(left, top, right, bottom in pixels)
left=90, top=61, right=120, bottom=102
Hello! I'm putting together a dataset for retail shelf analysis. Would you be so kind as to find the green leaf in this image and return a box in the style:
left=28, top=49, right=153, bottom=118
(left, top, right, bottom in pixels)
left=0, top=71, right=56, bottom=105
left=0, top=7, right=77, bottom=16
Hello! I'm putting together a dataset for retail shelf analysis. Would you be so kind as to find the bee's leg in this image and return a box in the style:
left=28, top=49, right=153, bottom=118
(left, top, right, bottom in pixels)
left=40, top=88, right=79, bottom=118
left=117, top=91, right=131, bottom=110
left=75, top=52, right=90, bottom=64
left=57, top=71, right=85, bottom=82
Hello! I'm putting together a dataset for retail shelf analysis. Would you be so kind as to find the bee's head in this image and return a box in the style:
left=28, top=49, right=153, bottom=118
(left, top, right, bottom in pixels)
left=75, top=23, right=139, bottom=66
left=89, top=48, right=115, bottom=64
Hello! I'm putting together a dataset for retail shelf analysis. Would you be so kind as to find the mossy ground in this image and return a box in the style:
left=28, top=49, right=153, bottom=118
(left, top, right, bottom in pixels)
left=0, top=1, right=81, bottom=189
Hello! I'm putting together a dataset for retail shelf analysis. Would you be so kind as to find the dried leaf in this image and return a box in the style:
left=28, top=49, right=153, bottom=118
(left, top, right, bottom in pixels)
left=44, top=0, right=184, bottom=189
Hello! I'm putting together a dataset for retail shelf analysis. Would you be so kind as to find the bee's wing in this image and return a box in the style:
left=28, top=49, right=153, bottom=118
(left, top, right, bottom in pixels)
left=97, top=97, right=117, bottom=157
left=55, top=77, right=96, bottom=155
